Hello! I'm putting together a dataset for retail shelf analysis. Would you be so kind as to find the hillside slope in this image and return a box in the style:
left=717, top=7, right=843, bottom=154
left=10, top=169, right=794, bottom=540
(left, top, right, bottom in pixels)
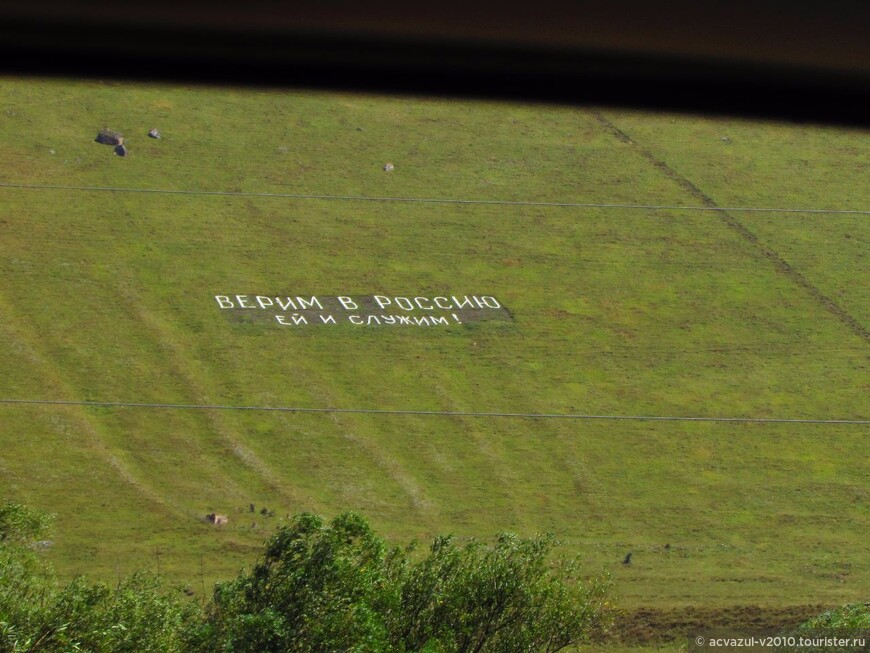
left=0, top=78, right=867, bottom=609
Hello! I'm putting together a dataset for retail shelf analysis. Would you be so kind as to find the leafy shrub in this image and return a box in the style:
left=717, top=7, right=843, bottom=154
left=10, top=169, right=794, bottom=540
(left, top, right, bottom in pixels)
left=778, top=603, right=869, bottom=653
left=2, top=503, right=613, bottom=653
left=0, top=502, right=196, bottom=653
left=195, top=512, right=613, bottom=653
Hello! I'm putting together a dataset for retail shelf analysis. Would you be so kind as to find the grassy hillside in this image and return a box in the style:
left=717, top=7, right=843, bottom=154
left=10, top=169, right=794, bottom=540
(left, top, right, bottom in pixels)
left=0, top=78, right=867, bottom=622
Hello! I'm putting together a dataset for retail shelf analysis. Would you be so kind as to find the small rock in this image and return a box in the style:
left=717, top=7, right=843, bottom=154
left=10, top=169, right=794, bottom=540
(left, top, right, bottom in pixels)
left=114, top=143, right=128, bottom=157
left=96, top=128, right=123, bottom=146
left=148, top=128, right=161, bottom=139
left=383, top=162, right=394, bottom=172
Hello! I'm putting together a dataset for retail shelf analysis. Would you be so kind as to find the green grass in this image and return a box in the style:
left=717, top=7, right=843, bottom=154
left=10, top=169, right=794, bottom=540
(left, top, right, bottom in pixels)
left=0, top=78, right=867, bottom=625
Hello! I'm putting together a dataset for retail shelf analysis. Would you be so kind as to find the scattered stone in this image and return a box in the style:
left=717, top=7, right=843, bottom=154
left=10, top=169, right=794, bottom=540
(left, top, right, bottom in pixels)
left=720, top=136, right=731, bottom=143
left=622, top=552, right=632, bottom=565
left=95, top=128, right=123, bottom=146
left=260, top=507, right=269, bottom=516
left=114, top=143, right=128, bottom=157
left=49, top=149, right=56, bottom=155
left=383, top=162, right=394, bottom=172
left=249, top=503, right=255, bottom=513
left=357, top=127, right=364, bottom=131
left=148, top=128, right=161, bottom=139
left=206, top=513, right=228, bottom=526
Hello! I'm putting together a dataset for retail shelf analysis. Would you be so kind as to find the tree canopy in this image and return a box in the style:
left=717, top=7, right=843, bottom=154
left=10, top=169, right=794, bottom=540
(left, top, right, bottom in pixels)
left=196, top=512, right=613, bottom=652
left=0, top=503, right=613, bottom=653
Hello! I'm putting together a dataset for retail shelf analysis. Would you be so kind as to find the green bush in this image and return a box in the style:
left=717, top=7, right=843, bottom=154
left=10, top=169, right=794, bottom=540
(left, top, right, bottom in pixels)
left=0, top=502, right=196, bottom=653
left=2, top=503, right=613, bottom=653
left=195, top=512, right=613, bottom=653
left=778, top=603, right=869, bottom=653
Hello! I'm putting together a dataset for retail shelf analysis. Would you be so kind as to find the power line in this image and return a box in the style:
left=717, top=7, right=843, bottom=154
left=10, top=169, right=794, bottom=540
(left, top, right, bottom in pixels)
left=1, top=182, right=868, bottom=215
left=1, top=398, right=867, bottom=425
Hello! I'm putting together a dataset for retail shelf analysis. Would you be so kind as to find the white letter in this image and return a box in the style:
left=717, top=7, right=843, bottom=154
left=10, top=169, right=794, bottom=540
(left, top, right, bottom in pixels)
left=236, top=295, right=254, bottom=308
left=395, top=297, right=414, bottom=311
left=256, top=296, right=274, bottom=309
left=215, top=295, right=234, bottom=309
left=297, top=296, right=323, bottom=310
left=338, top=296, right=358, bottom=310
left=373, top=295, right=392, bottom=309
left=319, top=314, right=337, bottom=324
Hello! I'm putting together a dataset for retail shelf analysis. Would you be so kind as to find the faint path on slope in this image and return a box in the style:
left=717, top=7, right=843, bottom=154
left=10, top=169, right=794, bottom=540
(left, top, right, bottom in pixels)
left=111, top=279, right=318, bottom=511
left=425, top=379, right=527, bottom=528
left=592, top=112, right=870, bottom=346
left=306, top=374, right=441, bottom=522
left=0, top=290, right=191, bottom=520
